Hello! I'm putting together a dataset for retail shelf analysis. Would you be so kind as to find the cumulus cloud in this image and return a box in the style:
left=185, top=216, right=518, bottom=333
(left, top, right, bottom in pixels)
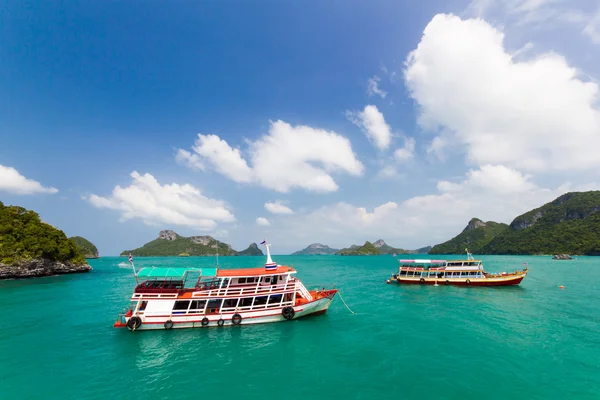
left=404, top=14, right=600, bottom=173
left=177, top=120, right=364, bottom=193
left=584, top=10, right=600, bottom=44
left=347, top=105, right=392, bottom=150
left=256, top=217, right=271, bottom=226
left=393, top=137, right=416, bottom=162
left=0, top=165, right=58, bottom=195
left=264, top=200, right=294, bottom=215
left=175, top=149, right=204, bottom=170
left=86, top=171, right=235, bottom=229
left=271, top=164, right=588, bottom=249
left=366, top=75, right=387, bottom=98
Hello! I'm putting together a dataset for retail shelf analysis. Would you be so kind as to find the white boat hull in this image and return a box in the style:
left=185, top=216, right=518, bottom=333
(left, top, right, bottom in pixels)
left=125, top=293, right=335, bottom=331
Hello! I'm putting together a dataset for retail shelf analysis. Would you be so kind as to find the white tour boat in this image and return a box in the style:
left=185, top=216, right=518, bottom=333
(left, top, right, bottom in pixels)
left=114, top=242, right=337, bottom=331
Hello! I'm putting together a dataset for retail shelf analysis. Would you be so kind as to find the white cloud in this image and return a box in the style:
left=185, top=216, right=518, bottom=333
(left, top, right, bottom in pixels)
left=178, top=120, right=364, bottom=193
left=86, top=171, right=235, bottom=229
left=366, top=75, right=387, bottom=98
left=256, top=217, right=271, bottom=226
left=583, top=10, right=600, bottom=44
left=192, top=134, right=253, bottom=183
left=347, top=105, right=392, bottom=150
left=175, top=149, right=204, bottom=171
left=270, top=164, right=591, bottom=249
left=393, top=137, right=416, bottom=162
left=404, top=14, right=600, bottom=173
left=264, top=200, right=294, bottom=215
left=0, top=165, right=58, bottom=195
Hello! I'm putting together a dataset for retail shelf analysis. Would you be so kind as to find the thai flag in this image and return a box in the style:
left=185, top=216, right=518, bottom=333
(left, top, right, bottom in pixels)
left=260, top=240, right=266, bottom=245
left=265, top=262, right=277, bottom=271
left=128, top=254, right=133, bottom=264
left=393, top=253, right=396, bottom=257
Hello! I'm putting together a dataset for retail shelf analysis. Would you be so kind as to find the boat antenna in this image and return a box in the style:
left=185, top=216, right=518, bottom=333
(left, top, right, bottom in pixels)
left=465, top=248, right=474, bottom=261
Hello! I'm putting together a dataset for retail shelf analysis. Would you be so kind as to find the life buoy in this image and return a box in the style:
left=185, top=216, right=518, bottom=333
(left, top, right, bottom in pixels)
left=201, top=317, right=209, bottom=327
left=217, top=319, right=225, bottom=327
left=445, top=280, right=450, bottom=285
left=419, top=278, right=425, bottom=284
left=282, top=306, right=295, bottom=320
left=126, top=316, right=142, bottom=331
left=164, top=320, right=173, bottom=330
left=466, top=279, right=471, bottom=285
left=232, top=313, right=242, bottom=325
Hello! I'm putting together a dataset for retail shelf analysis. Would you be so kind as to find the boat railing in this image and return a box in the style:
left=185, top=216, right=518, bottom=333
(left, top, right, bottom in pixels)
left=191, top=281, right=297, bottom=298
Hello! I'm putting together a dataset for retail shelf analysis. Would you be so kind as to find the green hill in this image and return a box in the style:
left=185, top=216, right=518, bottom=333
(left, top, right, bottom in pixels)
left=69, top=236, right=99, bottom=258
left=429, top=218, right=509, bottom=254
left=482, top=191, right=600, bottom=255
left=0, top=201, right=90, bottom=279
left=373, top=239, right=409, bottom=255
left=292, top=243, right=339, bottom=255
left=120, top=230, right=237, bottom=256
left=337, top=241, right=381, bottom=255
left=237, top=243, right=264, bottom=256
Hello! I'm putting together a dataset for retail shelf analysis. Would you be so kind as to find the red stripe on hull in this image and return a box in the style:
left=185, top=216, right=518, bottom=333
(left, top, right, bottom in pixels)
left=395, top=276, right=525, bottom=286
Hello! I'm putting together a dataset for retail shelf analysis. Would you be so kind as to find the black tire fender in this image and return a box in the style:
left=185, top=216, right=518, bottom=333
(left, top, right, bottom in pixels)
left=126, top=316, right=142, bottom=331
left=282, top=306, right=295, bottom=320
left=232, top=313, right=242, bottom=326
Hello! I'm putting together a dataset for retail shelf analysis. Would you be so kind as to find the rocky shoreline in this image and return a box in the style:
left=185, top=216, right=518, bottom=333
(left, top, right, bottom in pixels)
left=0, top=258, right=92, bottom=280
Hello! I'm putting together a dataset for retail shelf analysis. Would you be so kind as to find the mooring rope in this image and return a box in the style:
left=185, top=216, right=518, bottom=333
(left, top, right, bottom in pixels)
left=337, top=291, right=355, bottom=315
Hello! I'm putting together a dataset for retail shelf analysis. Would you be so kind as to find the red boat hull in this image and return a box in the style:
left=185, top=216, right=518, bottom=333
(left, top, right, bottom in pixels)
left=395, top=275, right=525, bottom=286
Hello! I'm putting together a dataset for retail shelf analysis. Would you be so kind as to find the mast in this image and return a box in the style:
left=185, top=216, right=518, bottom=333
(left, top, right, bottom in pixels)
left=261, top=240, right=277, bottom=271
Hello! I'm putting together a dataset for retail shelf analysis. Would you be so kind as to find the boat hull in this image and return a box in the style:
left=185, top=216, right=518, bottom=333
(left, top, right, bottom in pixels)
left=115, top=290, right=337, bottom=331
left=392, top=275, right=525, bottom=286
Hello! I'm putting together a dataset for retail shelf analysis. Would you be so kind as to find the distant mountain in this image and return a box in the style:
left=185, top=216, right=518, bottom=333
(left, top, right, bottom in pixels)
left=69, top=236, right=99, bottom=259
left=372, top=239, right=409, bottom=255
left=337, top=241, right=381, bottom=255
left=482, top=191, right=600, bottom=255
left=237, top=243, right=264, bottom=256
left=292, top=243, right=339, bottom=255
left=429, top=218, right=509, bottom=254
left=407, top=246, right=432, bottom=254
left=121, top=230, right=237, bottom=256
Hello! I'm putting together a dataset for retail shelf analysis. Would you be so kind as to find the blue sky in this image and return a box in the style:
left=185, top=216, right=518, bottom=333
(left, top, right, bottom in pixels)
left=2, top=0, right=600, bottom=255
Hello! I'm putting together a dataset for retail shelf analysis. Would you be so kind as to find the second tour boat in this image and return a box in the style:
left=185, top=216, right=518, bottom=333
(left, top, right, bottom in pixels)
left=387, top=250, right=528, bottom=287
left=114, top=242, right=337, bottom=331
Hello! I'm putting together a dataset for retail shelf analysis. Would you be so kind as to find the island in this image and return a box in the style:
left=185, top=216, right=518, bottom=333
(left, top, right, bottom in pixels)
left=292, top=243, right=339, bottom=255
left=429, top=218, right=509, bottom=254
left=0, top=201, right=91, bottom=279
left=121, top=230, right=238, bottom=256
left=69, top=236, right=99, bottom=258
left=335, top=239, right=413, bottom=255
left=430, top=191, right=600, bottom=255
left=237, top=243, right=264, bottom=256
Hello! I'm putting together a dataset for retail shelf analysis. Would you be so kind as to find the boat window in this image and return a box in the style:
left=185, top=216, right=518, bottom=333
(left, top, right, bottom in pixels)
left=173, top=300, right=190, bottom=311
left=263, top=277, right=271, bottom=284
left=268, top=294, right=282, bottom=304
left=189, top=300, right=206, bottom=311
left=239, top=297, right=253, bottom=307
left=238, top=278, right=247, bottom=284
left=207, top=299, right=222, bottom=310
left=254, top=296, right=268, bottom=305
left=223, top=298, right=238, bottom=308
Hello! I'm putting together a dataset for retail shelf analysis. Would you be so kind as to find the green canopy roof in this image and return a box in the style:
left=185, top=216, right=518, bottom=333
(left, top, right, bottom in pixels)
left=136, top=267, right=207, bottom=278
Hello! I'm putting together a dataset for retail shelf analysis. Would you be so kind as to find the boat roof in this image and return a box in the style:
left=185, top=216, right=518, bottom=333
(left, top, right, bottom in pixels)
left=399, top=259, right=447, bottom=264
left=136, top=267, right=214, bottom=278
left=217, top=266, right=296, bottom=277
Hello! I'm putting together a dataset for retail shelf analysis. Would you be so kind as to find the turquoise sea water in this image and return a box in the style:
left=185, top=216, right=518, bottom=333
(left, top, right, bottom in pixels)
left=1, top=255, right=599, bottom=399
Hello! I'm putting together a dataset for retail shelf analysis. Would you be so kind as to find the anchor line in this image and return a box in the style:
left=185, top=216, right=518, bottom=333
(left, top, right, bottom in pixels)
left=337, top=291, right=355, bottom=315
